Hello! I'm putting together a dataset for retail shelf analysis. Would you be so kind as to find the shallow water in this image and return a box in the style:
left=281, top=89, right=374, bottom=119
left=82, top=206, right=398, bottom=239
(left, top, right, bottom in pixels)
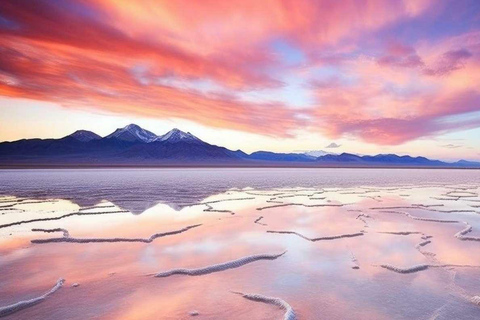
left=0, top=168, right=479, bottom=319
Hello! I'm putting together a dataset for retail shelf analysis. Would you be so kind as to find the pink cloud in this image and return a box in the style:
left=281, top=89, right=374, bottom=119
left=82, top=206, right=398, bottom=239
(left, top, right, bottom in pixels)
left=1, top=0, right=480, bottom=147
left=377, top=43, right=425, bottom=69
left=423, top=48, right=473, bottom=76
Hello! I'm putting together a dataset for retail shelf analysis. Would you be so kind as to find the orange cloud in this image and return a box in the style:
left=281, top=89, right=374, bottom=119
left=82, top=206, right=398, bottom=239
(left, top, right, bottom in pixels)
left=1, top=0, right=480, bottom=145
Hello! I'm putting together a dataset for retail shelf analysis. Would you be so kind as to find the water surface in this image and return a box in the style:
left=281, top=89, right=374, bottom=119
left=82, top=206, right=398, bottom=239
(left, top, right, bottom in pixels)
left=0, top=169, right=479, bottom=319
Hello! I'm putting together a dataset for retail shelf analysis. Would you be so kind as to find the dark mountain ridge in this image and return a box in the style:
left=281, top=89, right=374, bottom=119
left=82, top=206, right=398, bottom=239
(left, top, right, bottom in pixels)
left=0, top=124, right=478, bottom=168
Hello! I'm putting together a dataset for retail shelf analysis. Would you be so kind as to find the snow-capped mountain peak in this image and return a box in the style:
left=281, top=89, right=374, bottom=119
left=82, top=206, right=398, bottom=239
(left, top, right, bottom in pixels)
left=106, top=124, right=158, bottom=143
left=65, top=130, right=101, bottom=142
left=156, top=128, right=202, bottom=143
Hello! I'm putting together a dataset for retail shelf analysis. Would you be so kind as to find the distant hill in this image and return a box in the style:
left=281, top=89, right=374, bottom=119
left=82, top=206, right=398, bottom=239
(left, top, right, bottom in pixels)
left=64, top=130, right=101, bottom=142
left=0, top=124, right=478, bottom=168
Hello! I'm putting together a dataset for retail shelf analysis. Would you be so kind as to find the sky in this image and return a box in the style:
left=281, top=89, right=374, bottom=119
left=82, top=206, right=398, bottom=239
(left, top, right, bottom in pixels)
left=0, top=0, right=479, bottom=161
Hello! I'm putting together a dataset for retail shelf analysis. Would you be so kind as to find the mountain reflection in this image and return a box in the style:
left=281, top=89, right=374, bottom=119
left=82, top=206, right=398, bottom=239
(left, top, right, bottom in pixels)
left=1, top=168, right=480, bottom=213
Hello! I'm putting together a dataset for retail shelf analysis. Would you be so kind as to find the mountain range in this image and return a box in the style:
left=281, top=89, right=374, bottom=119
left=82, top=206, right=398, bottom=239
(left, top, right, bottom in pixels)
left=0, top=124, right=478, bottom=168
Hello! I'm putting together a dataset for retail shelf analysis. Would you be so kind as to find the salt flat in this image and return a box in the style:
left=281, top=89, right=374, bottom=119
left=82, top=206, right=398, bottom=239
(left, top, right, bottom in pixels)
left=0, top=168, right=479, bottom=319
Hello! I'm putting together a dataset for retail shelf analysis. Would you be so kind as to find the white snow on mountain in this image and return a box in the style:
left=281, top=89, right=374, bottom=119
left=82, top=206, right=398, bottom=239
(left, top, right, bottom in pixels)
left=156, top=128, right=202, bottom=143
left=106, top=124, right=158, bottom=143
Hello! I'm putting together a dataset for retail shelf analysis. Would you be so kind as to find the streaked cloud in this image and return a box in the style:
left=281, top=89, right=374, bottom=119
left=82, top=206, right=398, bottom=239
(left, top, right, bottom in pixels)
left=0, top=0, right=479, bottom=147
left=325, top=142, right=341, bottom=148
left=441, top=144, right=462, bottom=149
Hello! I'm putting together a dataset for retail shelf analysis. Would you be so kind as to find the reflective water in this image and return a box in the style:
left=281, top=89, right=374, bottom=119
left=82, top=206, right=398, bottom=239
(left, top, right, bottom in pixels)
left=0, top=169, right=479, bottom=319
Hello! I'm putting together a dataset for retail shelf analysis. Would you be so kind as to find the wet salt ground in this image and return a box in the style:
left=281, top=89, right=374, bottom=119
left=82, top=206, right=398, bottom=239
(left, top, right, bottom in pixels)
left=0, top=170, right=480, bottom=319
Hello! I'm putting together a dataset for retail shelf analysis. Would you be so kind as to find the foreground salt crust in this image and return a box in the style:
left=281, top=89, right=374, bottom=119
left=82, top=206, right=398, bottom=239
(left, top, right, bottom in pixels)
left=153, top=251, right=286, bottom=277
left=232, top=291, right=296, bottom=320
left=0, top=278, right=64, bottom=317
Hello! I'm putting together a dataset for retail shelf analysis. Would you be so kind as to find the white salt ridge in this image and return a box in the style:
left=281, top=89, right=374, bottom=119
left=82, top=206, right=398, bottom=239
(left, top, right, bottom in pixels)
left=257, top=202, right=347, bottom=211
left=356, top=214, right=371, bottom=227
left=277, top=194, right=298, bottom=199
left=31, top=224, right=201, bottom=244
left=395, top=206, right=478, bottom=214
left=267, top=230, right=363, bottom=242
left=0, top=278, right=64, bottom=317
left=370, top=204, right=443, bottom=210
left=0, top=208, right=22, bottom=212
left=471, top=296, right=480, bottom=306
left=78, top=205, right=116, bottom=211
left=266, top=199, right=285, bottom=204
left=0, top=209, right=128, bottom=229
left=415, top=235, right=436, bottom=257
left=376, top=229, right=433, bottom=256
left=32, top=228, right=70, bottom=238
left=445, top=191, right=478, bottom=197
left=380, top=211, right=480, bottom=242
left=416, top=240, right=432, bottom=248
left=359, top=195, right=382, bottom=202
left=183, top=197, right=255, bottom=207
left=153, top=251, right=286, bottom=277
left=373, top=204, right=480, bottom=214
left=431, top=196, right=461, bottom=201
left=454, top=223, right=480, bottom=242
left=203, top=204, right=234, bottom=214
left=379, top=231, right=421, bottom=235
left=380, top=264, right=430, bottom=274
left=434, top=209, right=477, bottom=213
left=340, top=190, right=373, bottom=195
left=430, top=190, right=479, bottom=202
left=254, top=216, right=267, bottom=226
left=0, top=199, right=58, bottom=209
left=380, top=263, right=480, bottom=274
left=444, top=186, right=478, bottom=190
left=307, top=191, right=326, bottom=196
left=233, top=291, right=296, bottom=320
left=379, top=210, right=460, bottom=223
left=244, top=191, right=285, bottom=197
left=308, top=197, right=327, bottom=200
